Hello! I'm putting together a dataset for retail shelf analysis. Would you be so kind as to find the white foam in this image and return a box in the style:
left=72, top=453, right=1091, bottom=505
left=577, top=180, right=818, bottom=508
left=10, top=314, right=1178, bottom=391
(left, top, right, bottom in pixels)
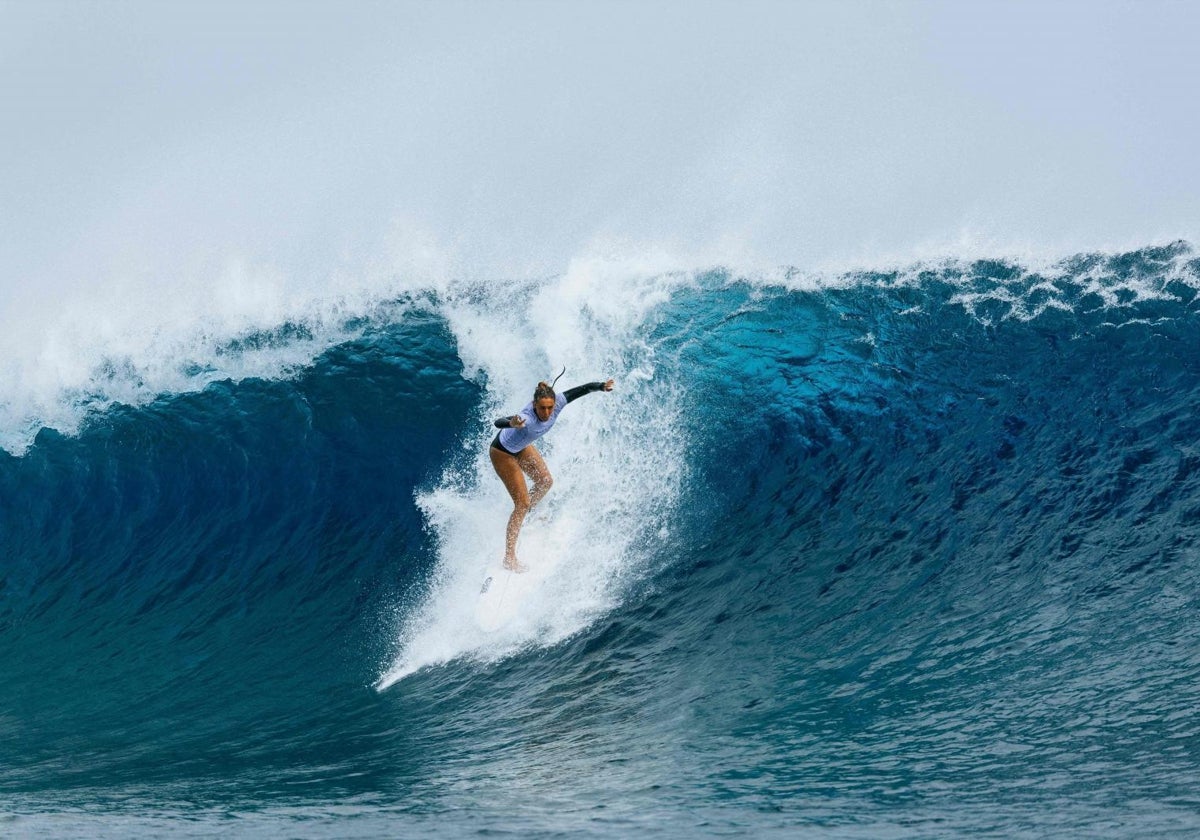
left=375, top=265, right=689, bottom=688
left=0, top=225, right=461, bottom=455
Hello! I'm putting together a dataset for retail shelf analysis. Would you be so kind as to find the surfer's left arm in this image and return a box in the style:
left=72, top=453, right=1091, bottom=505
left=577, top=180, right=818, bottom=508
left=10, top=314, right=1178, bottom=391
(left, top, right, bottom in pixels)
left=563, top=379, right=614, bottom=403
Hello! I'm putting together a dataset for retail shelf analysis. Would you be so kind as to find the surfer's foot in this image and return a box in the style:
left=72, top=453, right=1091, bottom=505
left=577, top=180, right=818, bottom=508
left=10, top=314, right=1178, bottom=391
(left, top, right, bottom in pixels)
left=503, top=556, right=528, bottom=573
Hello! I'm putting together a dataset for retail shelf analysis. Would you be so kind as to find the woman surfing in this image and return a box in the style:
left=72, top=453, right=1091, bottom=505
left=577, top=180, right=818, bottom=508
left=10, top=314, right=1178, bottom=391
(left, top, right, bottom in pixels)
left=491, top=370, right=614, bottom=572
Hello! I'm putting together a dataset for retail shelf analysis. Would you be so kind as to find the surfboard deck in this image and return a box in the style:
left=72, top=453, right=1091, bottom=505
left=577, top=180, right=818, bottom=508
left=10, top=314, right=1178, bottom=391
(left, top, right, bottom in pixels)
left=475, top=559, right=556, bottom=631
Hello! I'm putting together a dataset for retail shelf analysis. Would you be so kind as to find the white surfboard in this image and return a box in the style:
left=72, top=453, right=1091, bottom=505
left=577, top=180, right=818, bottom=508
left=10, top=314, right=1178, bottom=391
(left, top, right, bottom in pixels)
left=475, top=566, right=529, bottom=631
left=475, top=508, right=567, bottom=631
left=475, top=553, right=560, bottom=632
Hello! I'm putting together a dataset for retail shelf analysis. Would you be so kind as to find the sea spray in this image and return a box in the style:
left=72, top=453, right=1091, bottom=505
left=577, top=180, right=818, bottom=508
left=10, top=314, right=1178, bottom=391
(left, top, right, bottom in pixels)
left=377, top=263, right=691, bottom=685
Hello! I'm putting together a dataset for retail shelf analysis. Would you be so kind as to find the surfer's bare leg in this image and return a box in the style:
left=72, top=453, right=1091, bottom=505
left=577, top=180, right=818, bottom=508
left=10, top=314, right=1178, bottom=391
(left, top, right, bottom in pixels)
left=518, top=446, right=554, bottom=511
left=490, top=445, right=531, bottom=572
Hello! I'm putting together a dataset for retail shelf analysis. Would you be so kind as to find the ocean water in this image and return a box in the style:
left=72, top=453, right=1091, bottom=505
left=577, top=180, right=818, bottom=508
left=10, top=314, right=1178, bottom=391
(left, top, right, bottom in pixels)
left=3, top=243, right=1200, bottom=837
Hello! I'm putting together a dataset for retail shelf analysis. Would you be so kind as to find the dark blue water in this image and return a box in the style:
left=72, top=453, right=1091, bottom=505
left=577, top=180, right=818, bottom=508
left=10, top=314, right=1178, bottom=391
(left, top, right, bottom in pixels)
left=3, top=244, right=1200, bottom=836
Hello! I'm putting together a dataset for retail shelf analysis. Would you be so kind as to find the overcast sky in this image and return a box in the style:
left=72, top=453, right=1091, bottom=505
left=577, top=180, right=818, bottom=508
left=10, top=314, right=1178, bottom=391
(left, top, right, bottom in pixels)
left=3, top=0, right=1198, bottom=297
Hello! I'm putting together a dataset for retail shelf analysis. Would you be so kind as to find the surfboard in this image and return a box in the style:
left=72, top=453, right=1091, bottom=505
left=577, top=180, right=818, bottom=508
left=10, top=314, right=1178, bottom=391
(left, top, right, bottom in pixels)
left=475, top=508, right=566, bottom=631
left=475, top=556, right=557, bottom=632
left=476, top=566, right=523, bottom=631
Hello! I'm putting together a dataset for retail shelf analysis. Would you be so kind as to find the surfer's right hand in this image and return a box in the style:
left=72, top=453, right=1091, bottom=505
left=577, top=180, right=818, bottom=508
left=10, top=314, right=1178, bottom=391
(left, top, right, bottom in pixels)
left=511, top=415, right=525, bottom=428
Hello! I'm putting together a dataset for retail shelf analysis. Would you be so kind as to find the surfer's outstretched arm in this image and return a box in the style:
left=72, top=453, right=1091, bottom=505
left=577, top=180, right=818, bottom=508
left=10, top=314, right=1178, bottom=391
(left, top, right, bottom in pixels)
left=492, top=379, right=611, bottom=426
left=563, top=379, right=614, bottom=403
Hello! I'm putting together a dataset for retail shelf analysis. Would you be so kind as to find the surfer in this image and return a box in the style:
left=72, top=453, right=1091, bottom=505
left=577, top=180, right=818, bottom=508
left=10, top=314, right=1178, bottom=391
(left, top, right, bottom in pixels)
left=491, top=372, right=614, bottom=572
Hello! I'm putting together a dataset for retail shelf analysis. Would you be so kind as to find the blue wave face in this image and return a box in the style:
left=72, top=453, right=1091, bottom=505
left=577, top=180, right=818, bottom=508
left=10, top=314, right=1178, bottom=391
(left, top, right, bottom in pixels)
left=636, top=250, right=1200, bottom=821
left=3, top=244, right=1200, bottom=836
left=0, top=312, right=479, bottom=794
